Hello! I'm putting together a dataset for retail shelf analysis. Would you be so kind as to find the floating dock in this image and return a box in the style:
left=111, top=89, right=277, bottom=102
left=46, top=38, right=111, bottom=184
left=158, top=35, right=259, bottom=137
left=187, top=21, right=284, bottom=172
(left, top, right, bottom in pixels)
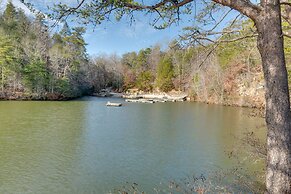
left=106, top=102, right=122, bottom=107
left=125, top=99, right=155, bottom=103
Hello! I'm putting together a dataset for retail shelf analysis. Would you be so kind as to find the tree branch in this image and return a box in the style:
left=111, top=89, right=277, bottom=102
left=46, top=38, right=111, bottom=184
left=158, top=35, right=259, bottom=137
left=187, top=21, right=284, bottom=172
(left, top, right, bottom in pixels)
left=122, top=0, right=194, bottom=10
left=281, top=3, right=291, bottom=25
left=211, top=0, right=261, bottom=21
left=51, top=0, right=86, bottom=27
left=209, top=8, right=233, bottom=32
left=198, top=43, right=219, bottom=68
left=283, top=32, right=291, bottom=38
left=280, top=0, right=291, bottom=6
left=60, top=0, right=86, bottom=19
left=219, top=34, right=258, bottom=42
left=190, top=33, right=257, bottom=45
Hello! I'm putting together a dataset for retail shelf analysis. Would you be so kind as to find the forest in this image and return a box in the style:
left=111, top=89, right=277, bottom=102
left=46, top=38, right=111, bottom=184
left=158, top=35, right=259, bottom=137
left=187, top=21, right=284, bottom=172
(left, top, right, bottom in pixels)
left=119, top=20, right=291, bottom=108
left=0, top=2, right=120, bottom=100
left=1, top=2, right=290, bottom=106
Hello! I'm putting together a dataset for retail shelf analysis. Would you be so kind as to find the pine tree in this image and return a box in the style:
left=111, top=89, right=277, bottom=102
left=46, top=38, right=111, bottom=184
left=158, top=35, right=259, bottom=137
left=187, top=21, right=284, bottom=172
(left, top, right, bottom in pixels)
left=0, top=33, right=13, bottom=92
left=156, top=55, right=174, bottom=92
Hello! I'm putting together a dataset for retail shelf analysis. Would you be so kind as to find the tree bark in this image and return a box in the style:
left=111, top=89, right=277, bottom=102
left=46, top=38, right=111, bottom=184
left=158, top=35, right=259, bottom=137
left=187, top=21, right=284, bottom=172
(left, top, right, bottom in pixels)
left=255, top=1, right=291, bottom=193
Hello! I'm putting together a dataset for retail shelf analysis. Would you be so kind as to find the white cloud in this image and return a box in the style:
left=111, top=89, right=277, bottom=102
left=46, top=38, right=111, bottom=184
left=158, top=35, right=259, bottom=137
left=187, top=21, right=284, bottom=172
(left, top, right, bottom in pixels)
left=119, top=20, right=157, bottom=38
left=26, top=0, right=80, bottom=9
left=0, top=0, right=35, bottom=17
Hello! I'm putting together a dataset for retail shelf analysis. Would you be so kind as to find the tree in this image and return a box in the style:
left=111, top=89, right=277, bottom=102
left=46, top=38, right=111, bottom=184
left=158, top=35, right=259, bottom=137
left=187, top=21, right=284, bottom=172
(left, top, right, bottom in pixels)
left=133, top=48, right=151, bottom=73
left=23, top=58, right=48, bottom=94
left=1, top=2, right=18, bottom=38
left=49, top=26, right=89, bottom=96
left=136, top=70, right=153, bottom=92
left=3, top=2, right=17, bottom=23
left=148, top=44, right=161, bottom=74
left=156, top=55, right=175, bottom=92
left=60, top=21, right=72, bottom=36
left=47, top=0, right=291, bottom=192
left=0, top=32, right=13, bottom=93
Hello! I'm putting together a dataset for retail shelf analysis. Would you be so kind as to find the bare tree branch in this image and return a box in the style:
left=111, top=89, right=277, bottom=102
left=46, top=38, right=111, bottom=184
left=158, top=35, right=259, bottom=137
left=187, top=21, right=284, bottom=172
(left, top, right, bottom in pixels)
left=209, top=8, right=233, bottom=32
left=51, top=0, right=86, bottom=27
left=60, top=0, right=85, bottom=18
left=219, top=34, right=258, bottom=42
left=198, top=43, right=219, bottom=68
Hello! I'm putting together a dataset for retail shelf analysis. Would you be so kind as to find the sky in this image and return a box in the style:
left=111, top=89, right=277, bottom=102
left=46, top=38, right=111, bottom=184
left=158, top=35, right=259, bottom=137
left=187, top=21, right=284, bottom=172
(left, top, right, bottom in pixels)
left=1, top=0, right=242, bottom=56
left=83, top=19, right=187, bottom=56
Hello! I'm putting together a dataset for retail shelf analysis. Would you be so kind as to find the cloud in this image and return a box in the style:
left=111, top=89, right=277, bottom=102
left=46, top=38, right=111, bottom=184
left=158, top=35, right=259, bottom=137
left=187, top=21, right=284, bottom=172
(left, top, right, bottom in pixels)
left=119, top=20, right=157, bottom=38
left=3, top=0, right=180, bottom=56
left=27, top=0, right=78, bottom=7
left=0, top=0, right=35, bottom=17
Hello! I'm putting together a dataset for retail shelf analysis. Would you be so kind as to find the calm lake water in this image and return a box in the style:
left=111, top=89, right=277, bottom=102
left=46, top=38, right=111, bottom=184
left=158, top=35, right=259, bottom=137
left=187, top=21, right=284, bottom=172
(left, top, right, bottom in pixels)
left=0, top=97, right=266, bottom=193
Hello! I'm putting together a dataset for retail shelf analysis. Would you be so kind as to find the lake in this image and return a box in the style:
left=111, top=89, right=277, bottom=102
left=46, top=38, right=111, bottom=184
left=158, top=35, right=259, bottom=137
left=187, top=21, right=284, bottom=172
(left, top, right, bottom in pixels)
left=0, top=97, right=266, bottom=193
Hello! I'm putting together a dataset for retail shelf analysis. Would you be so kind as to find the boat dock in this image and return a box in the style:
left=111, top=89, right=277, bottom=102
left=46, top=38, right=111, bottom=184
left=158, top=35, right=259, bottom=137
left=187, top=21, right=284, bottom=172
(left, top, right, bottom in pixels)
left=106, top=102, right=122, bottom=107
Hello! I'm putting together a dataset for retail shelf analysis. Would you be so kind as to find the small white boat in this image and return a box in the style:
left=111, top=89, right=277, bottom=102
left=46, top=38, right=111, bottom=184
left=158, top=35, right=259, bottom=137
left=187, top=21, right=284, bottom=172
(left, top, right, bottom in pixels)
left=106, top=101, right=122, bottom=107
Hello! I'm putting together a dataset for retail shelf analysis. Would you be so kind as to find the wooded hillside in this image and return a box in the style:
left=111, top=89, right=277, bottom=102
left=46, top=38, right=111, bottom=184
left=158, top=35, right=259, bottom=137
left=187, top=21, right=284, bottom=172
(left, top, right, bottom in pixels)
left=1, top=2, right=290, bottom=107
left=0, top=2, right=120, bottom=100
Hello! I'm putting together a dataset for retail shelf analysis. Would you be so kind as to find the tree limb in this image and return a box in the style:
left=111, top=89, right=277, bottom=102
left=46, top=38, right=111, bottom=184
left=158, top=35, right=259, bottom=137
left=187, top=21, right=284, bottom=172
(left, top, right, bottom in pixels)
left=283, top=32, right=291, bottom=38
left=280, top=0, right=291, bottom=6
left=209, top=8, right=233, bottom=32
left=122, top=0, right=194, bottom=10
left=211, top=0, right=261, bottom=21
left=281, top=3, right=291, bottom=25
left=51, top=0, right=86, bottom=27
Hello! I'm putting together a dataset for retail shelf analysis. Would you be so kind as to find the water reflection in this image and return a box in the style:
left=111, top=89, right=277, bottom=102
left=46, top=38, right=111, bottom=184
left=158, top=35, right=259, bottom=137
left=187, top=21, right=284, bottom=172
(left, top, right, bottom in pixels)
left=0, top=98, right=265, bottom=193
left=0, top=101, right=86, bottom=193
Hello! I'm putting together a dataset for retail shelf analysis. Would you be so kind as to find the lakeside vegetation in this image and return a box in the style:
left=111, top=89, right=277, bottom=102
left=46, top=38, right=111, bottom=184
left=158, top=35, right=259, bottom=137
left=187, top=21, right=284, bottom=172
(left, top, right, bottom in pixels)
left=119, top=19, right=291, bottom=108
left=0, top=2, right=119, bottom=100
left=0, top=3, right=291, bottom=107
left=1, top=2, right=290, bottom=108
left=1, top=2, right=290, bottom=107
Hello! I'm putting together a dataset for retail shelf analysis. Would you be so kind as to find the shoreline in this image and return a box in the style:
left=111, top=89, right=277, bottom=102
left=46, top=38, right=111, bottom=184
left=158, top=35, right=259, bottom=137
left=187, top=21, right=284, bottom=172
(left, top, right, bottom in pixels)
left=95, top=91, right=266, bottom=113
left=0, top=91, right=266, bottom=118
left=0, top=91, right=266, bottom=111
left=0, top=92, right=85, bottom=101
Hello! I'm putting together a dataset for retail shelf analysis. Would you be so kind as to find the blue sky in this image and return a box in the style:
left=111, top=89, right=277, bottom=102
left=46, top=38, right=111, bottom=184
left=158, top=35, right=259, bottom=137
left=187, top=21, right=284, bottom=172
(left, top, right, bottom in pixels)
left=18, top=0, right=191, bottom=56
left=82, top=17, right=188, bottom=56
left=7, top=0, right=244, bottom=56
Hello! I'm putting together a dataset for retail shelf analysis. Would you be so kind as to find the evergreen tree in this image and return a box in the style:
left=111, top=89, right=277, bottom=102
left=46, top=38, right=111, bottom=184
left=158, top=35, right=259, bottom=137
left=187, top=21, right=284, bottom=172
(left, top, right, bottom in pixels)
left=0, top=32, right=13, bottom=92
left=60, top=21, right=72, bottom=36
left=136, top=71, right=153, bottom=92
left=2, top=2, right=18, bottom=37
left=156, top=56, right=174, bottom=92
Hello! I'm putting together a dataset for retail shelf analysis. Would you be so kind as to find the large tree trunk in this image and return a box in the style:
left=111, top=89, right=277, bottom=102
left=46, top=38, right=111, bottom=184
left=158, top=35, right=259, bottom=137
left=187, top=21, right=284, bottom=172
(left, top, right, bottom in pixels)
left=255, top=1, right=291, bottom=193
